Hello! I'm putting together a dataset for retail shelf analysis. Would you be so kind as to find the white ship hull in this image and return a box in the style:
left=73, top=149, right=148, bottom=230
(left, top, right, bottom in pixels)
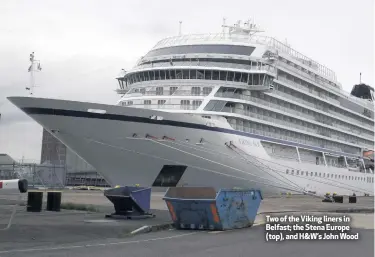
left=8, top=96, right=374, bottom=196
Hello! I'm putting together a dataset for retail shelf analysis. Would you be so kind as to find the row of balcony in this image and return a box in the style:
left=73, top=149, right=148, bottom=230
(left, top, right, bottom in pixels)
left=222, top=107, right=372, bottom=151
left=215, top=92, right=373, bottom=140
left=268, top=86, right=374, bottom=132
left=277, top=75, right=374, bottom=123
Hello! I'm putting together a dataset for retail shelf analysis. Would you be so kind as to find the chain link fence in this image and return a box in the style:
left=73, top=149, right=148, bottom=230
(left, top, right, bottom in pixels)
left=0, top=163, right=110, bottom=188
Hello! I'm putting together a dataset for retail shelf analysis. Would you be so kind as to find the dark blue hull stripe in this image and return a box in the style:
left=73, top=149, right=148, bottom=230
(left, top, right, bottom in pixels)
left=22, top=107, right=361, bottom=159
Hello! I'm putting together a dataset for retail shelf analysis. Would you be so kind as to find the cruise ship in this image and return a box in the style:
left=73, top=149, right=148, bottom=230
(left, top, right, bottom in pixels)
left=8, top=19, right=374, bottom=196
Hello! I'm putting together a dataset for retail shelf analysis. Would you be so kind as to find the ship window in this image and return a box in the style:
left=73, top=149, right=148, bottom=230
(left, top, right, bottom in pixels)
left=335, top=174, right=337, bottom=179
left=176, top=70, right=183, bottom=79
left=241, top=72, right=248, bottom=83
left=220, top=71, right=227, bottom=81
left=191, top=87, right=201, bottom=96
left=296, top=170, right=299, bottom=175
left=181, top=100, right=190, bottom=110
left=144, top=100, right=151, bottom=105
left=144, top=72, right=150, bottom=81
left=144, top=45, right=256, bottom=58
left=160, top=70, right=166, bottom=80
left=234, top=72, right=242, bottom=82
left=227, top=71, right=235, bottom=81
left=155, top=70, right=161, bottom=80
left=170, top=69, right=176, bottom=79
left=150, top=70, right=155, bottom=80
left=203, top=87, right=212, bottom=95
left=286, top=169, right=289, bottom=174
left=190, top=69, right=197, bottom=79
left=156, top=87, right=164, bottom=95
left=157, top=100, right=166, bottom=105
left=165, top=70, right=170, bottom=79
left=291, top=170, right=294, bottom=175
left=192, top=100, right=202, bottom=108
left=253, top=74, right=260, bottom=85
left=197, top=70, right=204, bottom=79
left=301, top=171, right=304, bottom=176
left=212, top=70, right=220, bottom=80
left=315, top=172, right=317, bottom=176
left=183, top=70, right=189, bottom=79
left=205, top=70, right=212, bottom=80
left=170, top=87, right=178, bottom=95
left=127, top=101, right=133, bottom=105
left=140, top=88, right=146, bottom=95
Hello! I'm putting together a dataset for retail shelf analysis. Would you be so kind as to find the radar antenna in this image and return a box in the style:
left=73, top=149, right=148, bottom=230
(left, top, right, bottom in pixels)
left=26, top=52, right=42, bottom=95
left=222, top=18, right=264, bottom=37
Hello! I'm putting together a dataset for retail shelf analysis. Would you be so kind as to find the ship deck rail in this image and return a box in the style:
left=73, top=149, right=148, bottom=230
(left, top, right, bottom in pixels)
left=150, top=33, right=337, bottom=82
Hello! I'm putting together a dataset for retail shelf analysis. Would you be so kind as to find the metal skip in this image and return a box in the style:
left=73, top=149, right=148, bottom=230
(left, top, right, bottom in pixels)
left=163, top=187, right=263, bottom=230
left=104, top=186, right=155, bottom=219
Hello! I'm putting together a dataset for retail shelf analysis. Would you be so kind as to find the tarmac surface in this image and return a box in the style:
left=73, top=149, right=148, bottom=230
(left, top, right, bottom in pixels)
left=2, top=189, right=373, bottom=213
left=0, top=190, right=373, bottom=257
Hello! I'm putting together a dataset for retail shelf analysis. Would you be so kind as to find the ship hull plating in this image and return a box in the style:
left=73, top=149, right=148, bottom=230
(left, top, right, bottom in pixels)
left=8, top=97, right=374, bottom=196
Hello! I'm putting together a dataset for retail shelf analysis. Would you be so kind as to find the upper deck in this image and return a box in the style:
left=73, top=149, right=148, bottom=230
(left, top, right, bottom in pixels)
left=146, top=29, right=337, bottom=83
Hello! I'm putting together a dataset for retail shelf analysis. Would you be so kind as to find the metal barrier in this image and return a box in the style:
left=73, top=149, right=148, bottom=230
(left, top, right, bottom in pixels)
left=163, top=187, right=262, bottom=230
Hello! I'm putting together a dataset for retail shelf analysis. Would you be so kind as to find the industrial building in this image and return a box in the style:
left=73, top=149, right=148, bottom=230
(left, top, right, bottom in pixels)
left=40, top=129, right=109, bottom=187
left=0, top=154, right=18, bottom=179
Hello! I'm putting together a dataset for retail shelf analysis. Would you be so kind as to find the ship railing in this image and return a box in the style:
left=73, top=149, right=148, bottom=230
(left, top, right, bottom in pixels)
left=277, top=62, right=374, bottom=110
left=151, top=33, right=336, bottom=81
left=270, top=89, right=316, bottom=108
left=216, top=92, right=315, bottom=119
left=215, top=92, right=372, bottom=139
left=274, top=78, right=374, bottom=130
left=126, top=103, right=200, bottom=110
left=221, top=107, right=363, bottom=150
left=132, top=60, right=277, bottom=74
left=135, top=90, right=211, bottom=97
left=277, top=61, right=338, bottom=91
left=228, top=124, right=345, bottom=153
left=276, top=76, right=341, bottom=106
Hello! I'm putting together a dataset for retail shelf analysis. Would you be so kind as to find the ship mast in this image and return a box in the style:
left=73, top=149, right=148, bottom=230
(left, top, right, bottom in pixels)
left=27, top=52, right=42, bottom=95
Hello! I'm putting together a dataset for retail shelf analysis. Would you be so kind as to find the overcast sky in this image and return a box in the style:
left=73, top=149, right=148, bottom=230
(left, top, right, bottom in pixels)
left=0, top=0, right=374, bottom=162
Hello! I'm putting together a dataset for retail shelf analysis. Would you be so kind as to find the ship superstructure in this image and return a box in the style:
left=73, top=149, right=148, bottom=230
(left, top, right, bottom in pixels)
left=8, top=19, right=374, bottom=196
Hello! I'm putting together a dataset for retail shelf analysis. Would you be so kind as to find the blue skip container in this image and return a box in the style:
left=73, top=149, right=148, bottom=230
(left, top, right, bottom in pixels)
left=163, top=187, right=262, bottom=230
left=104, top=186, right=153, bottom=219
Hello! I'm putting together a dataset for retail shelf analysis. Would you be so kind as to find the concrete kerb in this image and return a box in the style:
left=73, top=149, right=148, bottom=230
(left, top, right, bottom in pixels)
left=130, top=223, right=175, bottom=235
